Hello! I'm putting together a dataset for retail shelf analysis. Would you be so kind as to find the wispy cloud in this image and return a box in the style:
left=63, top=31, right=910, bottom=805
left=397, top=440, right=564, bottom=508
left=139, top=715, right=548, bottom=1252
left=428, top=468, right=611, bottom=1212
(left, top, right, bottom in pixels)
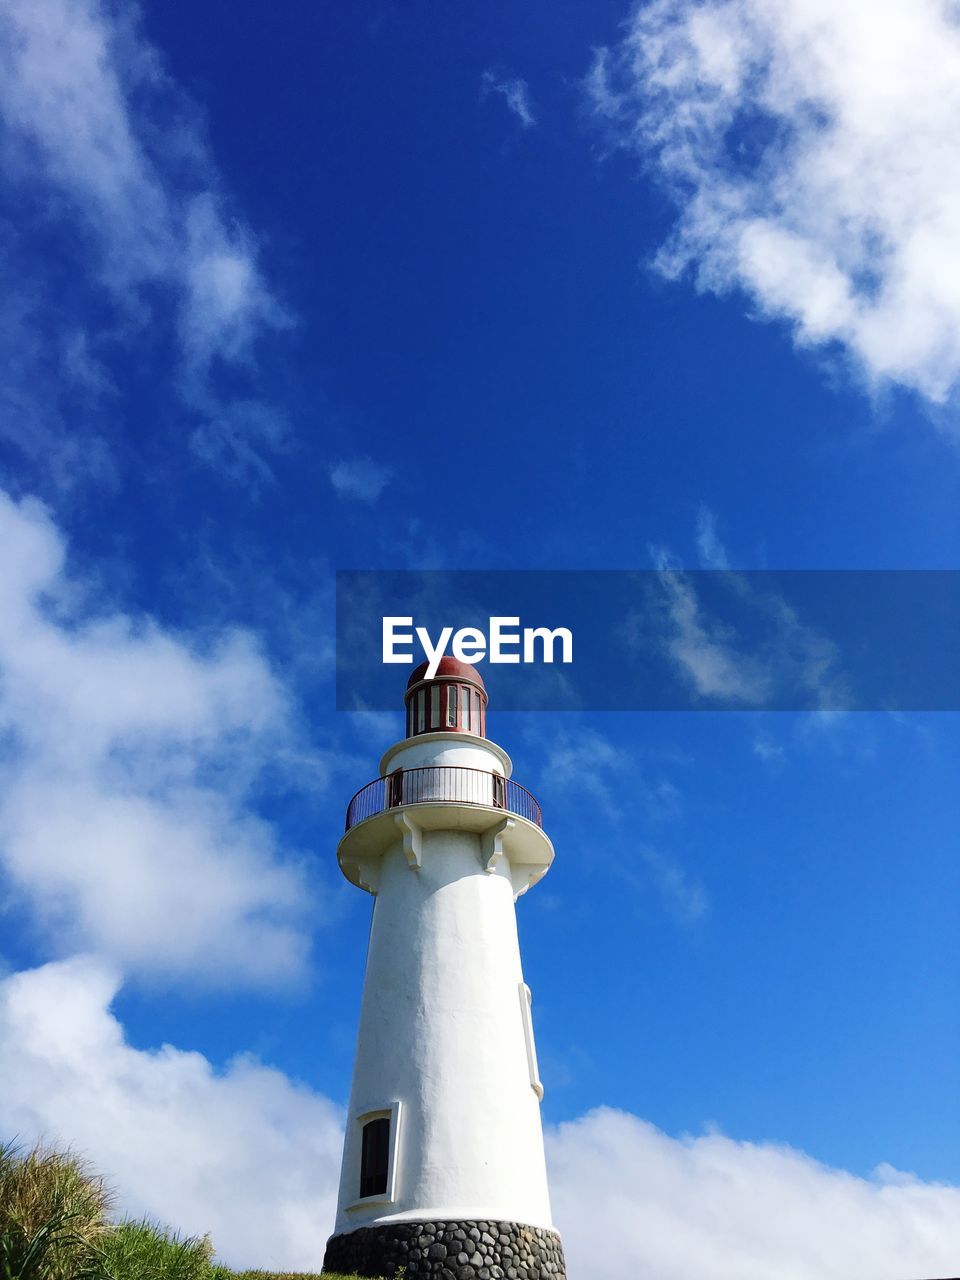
left=753, top=732, right=787, bottom=768
left=638, top=845, right=709, bottom=922
left=329, top=456, right=392, bottom=503
left=696, top=504, right=730, bottom=570
left=645, top=546, right=848, bottom=709
left=587, top=0, right=960, bottom=417
left=647, top=777, right=683, bottom=821
left=343, top=709, right=404, bottom=750
left=481, top=68, right=537, bottom=128
left=537, top=728, right=633, bottom=808
left=0, top=0, right=290, bottom=481
left=647, top=546, right=773, bottom=703
left=0, top=489, right=320, bottom=985
left=190, top=400, right=291, bottom=486
left=529, top=723, right=701, bottom=919
left=532, top=725, right=685, bottom=823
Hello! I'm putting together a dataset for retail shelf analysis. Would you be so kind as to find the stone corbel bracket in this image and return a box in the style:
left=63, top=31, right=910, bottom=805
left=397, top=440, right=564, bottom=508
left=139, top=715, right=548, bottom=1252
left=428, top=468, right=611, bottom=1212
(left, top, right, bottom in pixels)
left=394, top=810, right=423, bottom=869
left=480, top=817, right=515, bottom=874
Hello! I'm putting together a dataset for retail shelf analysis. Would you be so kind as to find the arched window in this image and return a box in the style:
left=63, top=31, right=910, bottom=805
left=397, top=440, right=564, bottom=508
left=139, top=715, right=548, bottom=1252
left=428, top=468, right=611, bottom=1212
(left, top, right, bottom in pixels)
left=360, top=1116, right=390, bottom=1198
left=446, top=684, right=458, bottom=728
left=462, top=685, right=472, bottom=732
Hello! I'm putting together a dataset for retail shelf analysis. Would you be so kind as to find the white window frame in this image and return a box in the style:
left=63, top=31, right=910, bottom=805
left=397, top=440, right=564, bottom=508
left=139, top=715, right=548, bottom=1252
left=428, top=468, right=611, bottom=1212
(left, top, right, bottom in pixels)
left=518, top=983, right=544, bottom=1101
left=347, top=1099, right=403, bottom=1211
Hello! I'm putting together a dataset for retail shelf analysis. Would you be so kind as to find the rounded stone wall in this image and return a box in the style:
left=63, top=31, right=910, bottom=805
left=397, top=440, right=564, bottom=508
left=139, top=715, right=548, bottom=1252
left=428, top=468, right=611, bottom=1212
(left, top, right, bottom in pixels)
left=322, top=1218, right=566, bottom=1278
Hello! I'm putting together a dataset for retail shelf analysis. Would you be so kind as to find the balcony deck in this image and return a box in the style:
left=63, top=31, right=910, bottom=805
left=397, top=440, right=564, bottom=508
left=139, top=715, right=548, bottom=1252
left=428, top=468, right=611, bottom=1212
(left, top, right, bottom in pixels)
left=345, top=764, right=542, bottom=832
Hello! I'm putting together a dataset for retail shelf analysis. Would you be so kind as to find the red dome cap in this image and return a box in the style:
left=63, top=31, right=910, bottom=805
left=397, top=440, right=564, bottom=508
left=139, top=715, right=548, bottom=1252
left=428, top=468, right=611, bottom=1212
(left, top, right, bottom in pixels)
left=406, top=656, right=486, bottom=691
left=404, top=657, right=487, bottom=737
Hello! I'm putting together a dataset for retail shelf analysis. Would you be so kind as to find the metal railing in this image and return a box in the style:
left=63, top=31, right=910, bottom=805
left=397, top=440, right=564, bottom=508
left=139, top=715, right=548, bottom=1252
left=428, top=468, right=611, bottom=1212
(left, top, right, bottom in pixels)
left=345, top=765, right=543, bottom=832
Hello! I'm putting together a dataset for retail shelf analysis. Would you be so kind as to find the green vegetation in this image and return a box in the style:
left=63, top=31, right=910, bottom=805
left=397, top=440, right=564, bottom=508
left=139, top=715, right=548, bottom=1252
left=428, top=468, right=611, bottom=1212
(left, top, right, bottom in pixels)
left=100, top=1222, right=216, bottom=1280
left=1, top=1143, right=111, bottom=1280
left=218, top=1274, right=360, bottom=1280
left=0, top=1144, right=373, bottom=1280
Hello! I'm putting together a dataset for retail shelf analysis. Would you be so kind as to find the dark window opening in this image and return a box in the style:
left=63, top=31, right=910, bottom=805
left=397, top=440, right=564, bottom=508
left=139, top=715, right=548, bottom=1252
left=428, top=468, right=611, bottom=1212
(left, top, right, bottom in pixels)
left=360, top=1116, right=390, bottom=1198
left=388, top=769, right=403, bottom=808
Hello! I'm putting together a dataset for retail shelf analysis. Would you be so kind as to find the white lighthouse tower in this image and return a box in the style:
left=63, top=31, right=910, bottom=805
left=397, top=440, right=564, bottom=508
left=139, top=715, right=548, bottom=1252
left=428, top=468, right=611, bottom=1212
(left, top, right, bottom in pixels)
left=323, top=658, right=566, bottom=1280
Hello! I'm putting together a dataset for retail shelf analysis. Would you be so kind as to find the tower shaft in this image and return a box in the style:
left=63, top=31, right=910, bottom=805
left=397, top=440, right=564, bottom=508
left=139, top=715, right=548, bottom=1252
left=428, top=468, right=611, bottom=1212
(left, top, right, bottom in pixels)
left=334, top=828, right=551, bottom=1231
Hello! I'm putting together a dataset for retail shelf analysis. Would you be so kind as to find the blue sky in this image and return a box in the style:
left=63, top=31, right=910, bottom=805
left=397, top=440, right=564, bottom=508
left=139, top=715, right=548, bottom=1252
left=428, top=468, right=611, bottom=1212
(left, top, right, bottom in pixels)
left=0, top=1, right=958, bottom=1277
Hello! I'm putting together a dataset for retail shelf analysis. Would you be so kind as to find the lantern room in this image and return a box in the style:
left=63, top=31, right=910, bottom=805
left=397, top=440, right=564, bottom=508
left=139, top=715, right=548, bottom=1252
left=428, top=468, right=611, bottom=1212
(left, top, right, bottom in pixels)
left=404, top=656, right=487, bottom=738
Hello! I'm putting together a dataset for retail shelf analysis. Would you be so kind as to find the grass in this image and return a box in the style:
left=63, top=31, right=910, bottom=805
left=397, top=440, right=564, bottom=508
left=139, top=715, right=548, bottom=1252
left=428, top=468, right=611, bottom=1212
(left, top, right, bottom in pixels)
left=101, top=1222, right=215, bottom=1280
left=218, top=1272, right=385, bottom=1280
left=1, top=1143, right=112, bottom=1280
left=1, top=1143, right=377, bottom=1280
left=0, top=1143, right=112, bottom=1249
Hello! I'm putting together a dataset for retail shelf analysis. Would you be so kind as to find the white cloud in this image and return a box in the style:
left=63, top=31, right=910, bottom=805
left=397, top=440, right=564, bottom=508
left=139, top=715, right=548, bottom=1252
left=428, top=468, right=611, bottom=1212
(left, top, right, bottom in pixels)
left=537, top=727, right=632, bottom=809
left=531, top=726, right=702, bottom=918
left=188, top=399, right=290, bottom=486
left=637, top=844, right=708, bottom=921
left=588, top=0, right=960, bottom=410
left=481, top=69, right=537, bottom=128
left=532, top=725, right=684, bottom=823
left=648, top=547, right=773, bottom=703
left=0, top=957, right=342, bottom=1270
left=753, top=731, right=787, bottom=766
left=5, top=963, right=959, bottom=1280
left=0, top=254, right=121, bottom=489
left=343, top=708, right=404, bottom=750
left=329, top=456, right=391, bottom=503
left=550, top=1107, right=960, bottom=1280
left=644, top=547, right=846, bottom=708
left=0, top=0, right=282, bottom=361
left=0, top=489, right=315, bottom=985
left=0, top=0, right=288, bottom=475
left=696, top=504, right=730, bottom=570
left=647, top=776, right=683, bottom=820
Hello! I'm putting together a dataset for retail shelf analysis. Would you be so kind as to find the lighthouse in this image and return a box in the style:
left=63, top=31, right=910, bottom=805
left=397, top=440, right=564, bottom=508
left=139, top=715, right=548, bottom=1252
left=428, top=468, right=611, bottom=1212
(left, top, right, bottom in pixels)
left=323, top=657, right=566, bottom=1280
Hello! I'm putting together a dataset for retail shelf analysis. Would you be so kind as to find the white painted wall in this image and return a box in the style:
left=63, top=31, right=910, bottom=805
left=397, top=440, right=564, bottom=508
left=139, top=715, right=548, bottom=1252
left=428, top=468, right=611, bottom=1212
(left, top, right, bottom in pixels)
left=332, top=734, right=554, bottom=1236
left=380, top=731, right=511, bottom=778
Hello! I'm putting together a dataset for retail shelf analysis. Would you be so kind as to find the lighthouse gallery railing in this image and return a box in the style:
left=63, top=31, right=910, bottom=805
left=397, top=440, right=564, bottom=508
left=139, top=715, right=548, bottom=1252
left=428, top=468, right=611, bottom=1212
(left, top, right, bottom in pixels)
left=345, top=765, right=543, bottom=832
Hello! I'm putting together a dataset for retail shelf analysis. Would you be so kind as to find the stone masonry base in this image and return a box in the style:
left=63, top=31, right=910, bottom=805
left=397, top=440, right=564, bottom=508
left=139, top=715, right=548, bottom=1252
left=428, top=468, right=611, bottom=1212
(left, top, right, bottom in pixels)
left=322, top=1218, right=566, bottom=1278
